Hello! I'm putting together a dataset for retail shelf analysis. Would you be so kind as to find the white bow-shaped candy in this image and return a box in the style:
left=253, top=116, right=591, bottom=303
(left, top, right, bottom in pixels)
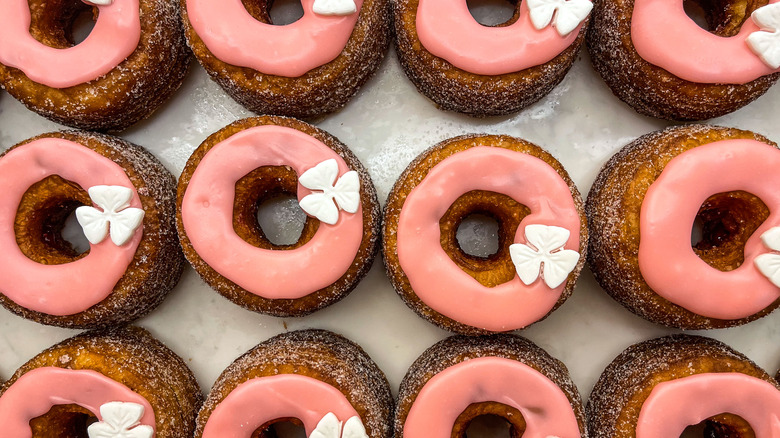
left=299, top=159, right=360, bottom=225
left=75, top=185, right=145, bottom=247
left=527, top=0, right=592, bottom=37
left=87, top=402, right=153, bottom=438
left=312, top=0, right=357, bottom=15
left=747, top=3, right=780, bottom=69
left=754, top=226, right=780, bottom=287
left=509, top=224, right=580, bottom=289
left=310, top=413, right=369, bottom=438
left=83, top=0, right=112, bottom=5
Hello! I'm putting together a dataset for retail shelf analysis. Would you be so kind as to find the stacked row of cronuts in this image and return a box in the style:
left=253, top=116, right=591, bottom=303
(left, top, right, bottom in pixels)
left=1, top=0, right=780, bottom=436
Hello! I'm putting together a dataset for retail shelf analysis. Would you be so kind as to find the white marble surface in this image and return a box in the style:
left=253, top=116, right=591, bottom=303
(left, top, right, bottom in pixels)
left=1, top=44, right=779, bottom=410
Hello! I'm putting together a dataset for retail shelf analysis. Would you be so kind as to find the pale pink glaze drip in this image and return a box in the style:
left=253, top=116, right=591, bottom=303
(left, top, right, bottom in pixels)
left=181, top=125, right=363, bottom=300
left=636, top=373, right=780, bottom=437
left=638, top=140, right=780, bottom=320
left=185, top=0, right=362, bottom=77
left=0, top=0, right=141, bottom=88
left=0, top=367, right=155, bottom=436
left=396, top=146, right=580, bottom=331
left=0, top=138, right=142, bottom=316
left=404, top=357, right=581, bottom=438
left=202, top=374, right=359, bottom=437
left=415, top=0, right=587, bottom=76
left=631, top=0, right=780, bottom=84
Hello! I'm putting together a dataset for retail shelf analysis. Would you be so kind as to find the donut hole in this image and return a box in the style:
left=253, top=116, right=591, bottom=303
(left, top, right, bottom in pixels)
left=466, top=0, right=519, bottom=27
left=15, top=175, right=92, bottom=265
left=692, top=191, right=769, bottom=272
left=234, top=166, right=319, bottom=250
left=440, top=191, right=530, bottom=287
left=27, top=0, right=97, bottom=48
left=453, top=402, right=526, bottom=438
left=240, top=0, right=304, bottom=25
left=28, top=404, right=98, bottom=438
left=682, top=0, right=768, bottom=37
left=252, top=418, right=307, bottom=438
left=456, top=214, right=501, bottom=258
left=680, top=413, right=755, bottom=437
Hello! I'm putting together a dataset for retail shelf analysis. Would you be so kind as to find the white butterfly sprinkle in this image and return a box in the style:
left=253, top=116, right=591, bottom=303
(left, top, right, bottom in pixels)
left=310, top=413, right=369, bottom=438
left=509, top=224, right=580, bottom=289
left=526, top=0, right=592, bottom=37
left=754, top=226, right=780, bottom=287
left=312, top=0, right=357, bottom=16
left=75, top=185, right=144, bottom=247
left=83, top=0, right=113, bottom=5
left=87, top=402, right=153, bottom=438
left=299, top=159, right=360, bottom=225
left=747, top=3, right=780, bottom=69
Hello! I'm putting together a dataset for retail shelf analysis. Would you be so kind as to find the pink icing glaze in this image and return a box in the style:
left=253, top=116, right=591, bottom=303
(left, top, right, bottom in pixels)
left=638, top=140, right=780, bottom=320
left=185, top=0, right=362, bottom=77
left=396, top=146, right=581, bottom=332
left=0, top=0, right=141, bottom=88
left=0, top=367, right=155, bottom=436
left=404, top=357, right=581, bottom=438
left=0, top=138, right=143, bottom=316
left=636, top=373, right=780, bottom=437
left=202, top=374, right=359, bottom=437
left=415, top=0, right=587, bottom=76
left=181, top=125, right=363, bottom=300
left=631, top=0, right=780, bottom=84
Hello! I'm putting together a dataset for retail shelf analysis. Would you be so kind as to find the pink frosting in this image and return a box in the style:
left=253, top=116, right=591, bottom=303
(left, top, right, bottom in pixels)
left=415, top=0, right=587, bottom=75
left=404, top=357, right=581, bottom=438
left=396, top=146, right=580, bottom=332
left=638, top=140, right=780, bottom=320
left=202, top=374, right=359, bottom=437
left=0, top=138, right=143, bottom=316
left=181, top=125, right=364, bottom=300
left=636, top=373, right=780, bottom=437
left=0, top=367, right=155, bottom=436
left=631, top=0, right=780, bottom=84
left=185, top=0, right=362, bottom=77
left=0, top=0, right=141, bottom=88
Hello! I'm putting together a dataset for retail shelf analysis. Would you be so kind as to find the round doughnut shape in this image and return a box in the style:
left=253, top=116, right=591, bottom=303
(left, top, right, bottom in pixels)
left=587, top=334, right=780, bottom=437
left=0, top=0, right=191, bottom=131
left=394, top=0, right=591, bottom=116
left=587, top=0, right=780, bottom=121
left=195, top=329, right=393, bottom=438
left=396, top=334, right=587, bottom=438
left=0, top=131, right=184, bottom=329
left=383, top=134, right=587, bottom=334
left=0, top=326, right=202, bottom=437
left=177, top=116, right=381, bottom=317
left=181, top=0, right=391, bottom=119
left=587, top=125, right=780, bottom=329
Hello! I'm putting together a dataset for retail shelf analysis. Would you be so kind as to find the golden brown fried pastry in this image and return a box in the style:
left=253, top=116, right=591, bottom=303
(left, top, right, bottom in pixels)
left=0, top=131, right=184, bottom=329
left=587, top=335, right=780, bottom=437
left=587, top=125, right=780, bottom=329
left=0, top=326, right=202, bottom=437
left=0, top=0, right=190, bottom=131
left=396, top=334, right=587, bottom=438
left=383, top=134, right=587, bottom=334
left=180, top=0, right=391, bottom=119
left=177, top=116, right=380, bottom=317
left=195, top=329, right=393, bottom=438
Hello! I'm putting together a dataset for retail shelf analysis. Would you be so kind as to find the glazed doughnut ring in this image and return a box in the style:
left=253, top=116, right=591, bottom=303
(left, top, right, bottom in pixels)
left=395, top=334, right=588, bottom=438
left=0, top=0, right=190, bottom=131
left=587, top=334, right=780, bottom=437
left=587, top=125, right=780, bottom=329
left=0, top=131, right=184, bottom=329
left=196, top=329, right=393, bottom=438
left=394, top=0, right=592, bottom=116
left=177, top=116, right=381, bottom=317
left=181, top=0, right=391, bottom=119
left=383, top=134, right=587, bottom=334
left=0, top=326, right=202, bottom=437
left=588, top=0, right=780, bottom=120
